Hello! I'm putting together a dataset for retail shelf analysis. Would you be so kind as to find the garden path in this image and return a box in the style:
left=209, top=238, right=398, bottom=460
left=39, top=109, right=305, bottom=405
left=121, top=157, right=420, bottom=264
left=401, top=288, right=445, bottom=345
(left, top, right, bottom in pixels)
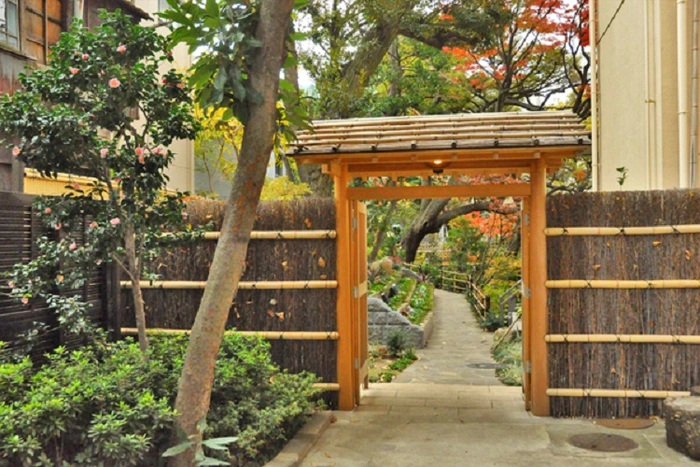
left=393, top=288, right=504, bottom=385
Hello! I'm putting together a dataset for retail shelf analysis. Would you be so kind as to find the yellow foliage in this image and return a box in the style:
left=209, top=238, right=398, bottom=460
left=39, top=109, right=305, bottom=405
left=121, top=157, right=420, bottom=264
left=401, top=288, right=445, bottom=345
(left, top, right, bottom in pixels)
left=260, top=176, right=312, bottom=201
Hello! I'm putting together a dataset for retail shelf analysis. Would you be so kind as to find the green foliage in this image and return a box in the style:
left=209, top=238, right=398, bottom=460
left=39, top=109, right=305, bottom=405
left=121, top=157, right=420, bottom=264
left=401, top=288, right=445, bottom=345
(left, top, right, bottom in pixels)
left=408, top=282, right=434, bottom=325
left=260, top=176, right=312, bottom=201
left=0, top=10, right=199, bottom=343
left=0, top=335, right=320, bottom=466
left=479, top=311, right=506, bottom=332
left=388, top=277, right=414, bottom=309
left=492, top=339, right=523, bottom=386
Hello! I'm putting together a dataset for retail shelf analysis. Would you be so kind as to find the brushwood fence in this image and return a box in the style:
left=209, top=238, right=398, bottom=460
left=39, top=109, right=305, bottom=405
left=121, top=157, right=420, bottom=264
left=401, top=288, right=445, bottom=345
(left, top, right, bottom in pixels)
left=547, top=190, right=700, bottom=418
left=0, top=191, right=113, bottom=358
left=118, top=198, right=339, bottom=406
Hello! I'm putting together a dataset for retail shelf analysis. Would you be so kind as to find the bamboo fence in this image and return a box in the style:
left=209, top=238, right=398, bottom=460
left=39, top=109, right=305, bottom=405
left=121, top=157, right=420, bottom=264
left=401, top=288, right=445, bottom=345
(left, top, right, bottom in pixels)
left=546, top=190, right=700, bottom=418
left=120, top=198, right=340, bottom=405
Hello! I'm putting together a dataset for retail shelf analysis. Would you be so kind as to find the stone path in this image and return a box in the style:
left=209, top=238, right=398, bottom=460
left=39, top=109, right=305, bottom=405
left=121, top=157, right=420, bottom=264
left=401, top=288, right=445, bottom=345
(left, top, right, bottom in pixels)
left=298, top=289, right=693, bottom=466
left=393, top=288, right=503, bottom=385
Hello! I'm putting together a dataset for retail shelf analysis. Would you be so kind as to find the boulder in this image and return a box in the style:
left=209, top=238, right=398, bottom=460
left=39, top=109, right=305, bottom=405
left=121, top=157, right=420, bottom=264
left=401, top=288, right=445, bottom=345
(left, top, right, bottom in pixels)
left=367, top=297, right=424, bottom=348
left=400, top=267, right=423, bottom=282
left=664, top=397, right=700, bottom=460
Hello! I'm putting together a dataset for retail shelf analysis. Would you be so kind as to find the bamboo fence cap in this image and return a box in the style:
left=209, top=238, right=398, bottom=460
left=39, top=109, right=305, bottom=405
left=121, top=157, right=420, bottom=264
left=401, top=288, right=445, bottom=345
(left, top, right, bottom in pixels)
left=288, top=110, right=590, bottom=157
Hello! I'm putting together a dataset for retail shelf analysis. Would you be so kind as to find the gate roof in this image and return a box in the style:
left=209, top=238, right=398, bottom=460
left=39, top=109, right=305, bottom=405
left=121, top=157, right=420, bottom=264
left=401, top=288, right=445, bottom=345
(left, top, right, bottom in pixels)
left=288, top=110, right=590, bottom=178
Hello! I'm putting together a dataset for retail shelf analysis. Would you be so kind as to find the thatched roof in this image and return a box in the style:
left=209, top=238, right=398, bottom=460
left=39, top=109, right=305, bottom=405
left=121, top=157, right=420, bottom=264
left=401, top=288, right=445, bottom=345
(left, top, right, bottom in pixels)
left=289, top=110, right=590, bottom=157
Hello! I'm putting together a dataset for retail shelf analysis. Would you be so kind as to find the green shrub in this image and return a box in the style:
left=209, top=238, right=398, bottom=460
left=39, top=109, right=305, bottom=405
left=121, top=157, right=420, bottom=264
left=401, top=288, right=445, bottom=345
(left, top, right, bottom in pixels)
left=492, top=340, right=523, bottom=386
left=386, top=331, right=408, bottom=357
left=408, top=282, right=434, bottom=325
left=0, top=335, right=320, bottom=466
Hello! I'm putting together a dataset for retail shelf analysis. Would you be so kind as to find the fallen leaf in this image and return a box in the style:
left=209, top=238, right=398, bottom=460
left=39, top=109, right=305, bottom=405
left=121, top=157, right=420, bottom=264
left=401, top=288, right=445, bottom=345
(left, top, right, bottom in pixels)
left=269, top=298, right=278, bottom=305
left=282, top=261, right=288, bottom=269
left=592, top=264, right=601, bottom=271
left=320, top=274, right=328, bottom=279
left=318, top=257, right=326, bottom=268
left=324, top=452, right=333, bottom=458
left=275, top=312, right=284, bottom=321
left=610, top=367, right=616, bottom=374
left=686, top=250, right=692, bottom=260
left=652, top=241, right=661, bottom=247
left=266, top=310, right=275, bottom=318
left=304, top=218, right=312, bottom=228
left=606, top=241, right=611, bottom=248
left=329, top=415, right=337, bottom=424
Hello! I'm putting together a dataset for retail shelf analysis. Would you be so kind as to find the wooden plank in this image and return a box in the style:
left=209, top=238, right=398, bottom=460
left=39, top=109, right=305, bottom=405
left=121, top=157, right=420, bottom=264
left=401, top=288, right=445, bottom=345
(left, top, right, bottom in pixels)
left=529, top=158, right=549, bottom=416
left=335, top=167, right=355, bottom=410
left=347, top=183, right=531, bottom=201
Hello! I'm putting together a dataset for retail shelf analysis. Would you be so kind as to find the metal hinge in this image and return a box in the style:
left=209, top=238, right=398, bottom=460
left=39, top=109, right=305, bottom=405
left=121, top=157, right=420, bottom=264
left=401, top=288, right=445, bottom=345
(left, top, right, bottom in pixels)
left=524, top=213, right=530, bottom=226
left=352, top=286, right=358, bottom=298
left=523, top=361, right=531, bottom=374
left=354, top=358, right=359, bottom=370
left=352, top=216, right=358, bottom=229
left=522, top=285, right=531, bottom=299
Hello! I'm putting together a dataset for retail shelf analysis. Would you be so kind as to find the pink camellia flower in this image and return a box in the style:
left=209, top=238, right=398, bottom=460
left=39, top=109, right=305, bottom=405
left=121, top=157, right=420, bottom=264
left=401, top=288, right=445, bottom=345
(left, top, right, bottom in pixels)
left=117, top=44, right=127, bottom=53
left=110, top=217, right=121, bottom=226
left=96, top=259, right=103, bottom=266
left=69, top=242, right=78, bottom=251
left=98, top=70, right=105, bottom=77
left=182, top=212, right=189, bottom=220
left=153, top=147, right=162, bottom=155
left=69, top=67, right=79, bottom=75
left=82, top=53, right=89, bottom=60
left=109, top=78, right=121, bottom=88
left=100, top=148, right=109, bottom=158
left=135, top=147, right=144, bottom=156
left=176, top=82, right=186, bottom=90
left=54, top=223, right=62, bottom=230
left=21, top=297, right=29, bottom=305
left=12, top=146, right=21, bottom=157
left=44, top=207, right=51, bottom=215
left=161, top=77, right=167, bottom=84
left=89, top=221, right=98, bottom=229
left=8, top=281, right=15, bottom=288
left=138, top=154, right=146, bottom=164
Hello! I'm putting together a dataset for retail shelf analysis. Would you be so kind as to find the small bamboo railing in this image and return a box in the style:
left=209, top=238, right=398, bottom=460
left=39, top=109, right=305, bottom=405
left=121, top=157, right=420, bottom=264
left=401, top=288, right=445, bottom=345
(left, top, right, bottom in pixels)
left=546, top=334, right=700, bottom=344
left=120, top=280, right=338, bottom=290
left=202, top=230, right=336, bottom=240
left=545, top=224, right=700, bottom=236
left=546, top=279, right=700, bottom=289
left=547, top=388, right=691, bottom=399
left=121, top=328, right=339, bottom=340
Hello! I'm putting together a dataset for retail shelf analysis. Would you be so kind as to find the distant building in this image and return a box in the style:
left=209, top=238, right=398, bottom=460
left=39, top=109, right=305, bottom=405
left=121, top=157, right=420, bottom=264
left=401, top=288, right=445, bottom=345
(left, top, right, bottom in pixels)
left=593, top=0, right=700, bottom=190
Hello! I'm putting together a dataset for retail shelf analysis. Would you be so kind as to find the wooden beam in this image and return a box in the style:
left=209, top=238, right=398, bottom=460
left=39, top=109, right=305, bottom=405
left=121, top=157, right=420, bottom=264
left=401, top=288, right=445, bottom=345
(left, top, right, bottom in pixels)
left=529, top=158, right=549, bottom=416
left=335, top=166, right=355, bottom=410
left=520, top=197, right=532, bottom=411
left=347, top=183, right=531, bottom=201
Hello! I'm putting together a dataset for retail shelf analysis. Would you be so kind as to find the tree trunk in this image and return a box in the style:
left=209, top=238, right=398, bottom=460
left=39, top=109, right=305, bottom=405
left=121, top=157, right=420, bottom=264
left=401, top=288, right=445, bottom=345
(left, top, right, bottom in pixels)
left=124, top=223, right=148, bottom=353
left=170, top=1, right=294, bottom=464
left=368, top=199, right=398, bottom=263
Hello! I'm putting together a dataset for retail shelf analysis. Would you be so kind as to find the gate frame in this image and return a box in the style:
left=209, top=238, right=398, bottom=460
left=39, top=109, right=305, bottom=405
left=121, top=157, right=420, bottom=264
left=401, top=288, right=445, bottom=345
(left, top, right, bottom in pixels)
left=290, top=112, right=590, bottom=416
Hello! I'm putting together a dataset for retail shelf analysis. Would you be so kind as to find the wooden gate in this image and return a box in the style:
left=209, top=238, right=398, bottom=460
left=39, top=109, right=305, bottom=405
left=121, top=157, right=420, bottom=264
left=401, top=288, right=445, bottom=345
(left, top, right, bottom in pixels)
left=350, top=201, right=369, bottom=402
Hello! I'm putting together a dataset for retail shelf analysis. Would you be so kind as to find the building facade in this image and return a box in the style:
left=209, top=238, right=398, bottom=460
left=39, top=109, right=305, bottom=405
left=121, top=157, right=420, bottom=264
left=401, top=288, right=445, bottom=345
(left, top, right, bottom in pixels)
left=594, top=0, right=700, bottom=191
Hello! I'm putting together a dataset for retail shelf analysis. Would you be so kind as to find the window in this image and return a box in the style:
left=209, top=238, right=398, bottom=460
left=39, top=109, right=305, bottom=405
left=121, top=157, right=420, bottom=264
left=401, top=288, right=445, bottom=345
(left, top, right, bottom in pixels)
left=0, top=0, right=20, bottom=49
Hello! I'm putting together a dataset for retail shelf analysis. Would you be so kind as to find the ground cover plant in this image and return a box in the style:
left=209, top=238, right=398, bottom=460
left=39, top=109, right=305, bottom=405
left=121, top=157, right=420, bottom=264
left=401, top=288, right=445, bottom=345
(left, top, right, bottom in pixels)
left=491, top=339, right=523, bottom=386
left=0, top=334, right=320, bottom=466
left=367, top=345, right=418, bottom=383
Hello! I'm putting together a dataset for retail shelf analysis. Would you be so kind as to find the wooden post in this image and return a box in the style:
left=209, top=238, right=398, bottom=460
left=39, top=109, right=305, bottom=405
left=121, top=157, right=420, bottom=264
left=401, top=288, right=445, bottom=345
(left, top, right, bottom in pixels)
left=350, top=201, right=360, bottom=405
left=335, top=166, right=355, bottom=410
left=520, top=197, right=532, bottom=410
left=529, top=158, right=550, bottom=416
left=358, top=203, right=369, bottom=389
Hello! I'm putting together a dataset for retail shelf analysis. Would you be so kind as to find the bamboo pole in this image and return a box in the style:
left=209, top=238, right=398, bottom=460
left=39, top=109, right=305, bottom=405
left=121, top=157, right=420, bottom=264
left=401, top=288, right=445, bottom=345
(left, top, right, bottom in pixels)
left=545, top=225, right=700, bottom=236
left=202, top=230, right=337, bottom=240
left=120, top=328, right=339, bottom=340
left=546, top=388, right=691, bottom=399
left=313, top=383, right=340, bottom=391
left=545, top=334, right=700, bottom=344
left=546, top=279, right=700, bottom=289
left=120, top=280, right=338, bottom=290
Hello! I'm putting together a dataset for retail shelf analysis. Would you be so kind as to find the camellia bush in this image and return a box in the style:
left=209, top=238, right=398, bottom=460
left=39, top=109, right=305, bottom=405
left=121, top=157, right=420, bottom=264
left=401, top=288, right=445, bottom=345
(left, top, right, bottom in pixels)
left=0, top=10, right=198, bottom=352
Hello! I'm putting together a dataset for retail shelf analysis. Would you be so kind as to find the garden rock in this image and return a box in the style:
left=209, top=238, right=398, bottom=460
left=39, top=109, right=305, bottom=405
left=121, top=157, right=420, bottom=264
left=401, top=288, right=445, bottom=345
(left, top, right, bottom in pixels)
left=368, top=297, right=424, bottom=348
left=401, top=268, right=423, bottom=282
left=664, top=396, right=700, bottom=460
left=493, top=326, right=518, bottom=345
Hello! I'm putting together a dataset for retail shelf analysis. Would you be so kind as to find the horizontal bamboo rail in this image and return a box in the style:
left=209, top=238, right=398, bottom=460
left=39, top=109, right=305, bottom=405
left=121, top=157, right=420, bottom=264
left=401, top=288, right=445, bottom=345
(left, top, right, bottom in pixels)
left=313, top=383, right=340, bottom=391
left=547, top=388, right=691, bottom=399
left=121, top=328, right=339, bottom=340
left=545, top=224, right=700, bottom=236
left=202, top=230, right=336, bottom=240
left=120, top=280, right=338, bottom=290
left=546, top=334, right=700, bottom=344
left=546, top=279, right=700, bottom=289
